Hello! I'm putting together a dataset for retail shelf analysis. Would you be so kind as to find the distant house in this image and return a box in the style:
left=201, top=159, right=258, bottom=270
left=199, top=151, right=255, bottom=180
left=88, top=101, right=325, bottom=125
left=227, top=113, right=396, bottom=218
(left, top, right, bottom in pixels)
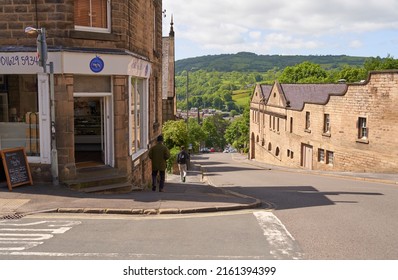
left=250, top=71, right=398, bottom=173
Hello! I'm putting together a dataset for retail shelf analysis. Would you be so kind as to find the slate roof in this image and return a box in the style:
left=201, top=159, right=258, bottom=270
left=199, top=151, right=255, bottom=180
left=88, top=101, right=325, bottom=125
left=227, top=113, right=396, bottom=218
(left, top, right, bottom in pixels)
left=280, top=84, right=348, bottom=110
left=260, top=85, right=273, bottom=100
left=259, top=83, right=348, bottom=111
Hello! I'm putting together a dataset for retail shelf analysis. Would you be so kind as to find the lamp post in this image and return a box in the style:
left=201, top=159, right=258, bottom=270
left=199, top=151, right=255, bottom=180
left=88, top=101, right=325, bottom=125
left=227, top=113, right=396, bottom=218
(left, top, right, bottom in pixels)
left=25, top=27, right=58, bottom=185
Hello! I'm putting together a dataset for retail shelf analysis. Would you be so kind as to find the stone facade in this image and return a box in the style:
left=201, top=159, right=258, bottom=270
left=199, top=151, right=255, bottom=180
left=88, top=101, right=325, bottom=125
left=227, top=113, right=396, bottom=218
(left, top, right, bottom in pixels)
left=250, top=71, right=398, bottom=173
left=162, top=17, right=176, bottom=123
left=0, top=0, right=164, bottom=188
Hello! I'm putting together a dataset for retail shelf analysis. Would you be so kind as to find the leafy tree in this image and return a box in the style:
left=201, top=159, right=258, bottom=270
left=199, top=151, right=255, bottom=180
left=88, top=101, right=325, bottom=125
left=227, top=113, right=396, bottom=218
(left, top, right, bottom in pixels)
left=213, top=96, right=224, bottom=110
left=337, top=65, right=367, bottom=82
left=229, top=110, right=239, bottom=117
left=202, top=114, right=228, bottom=149
left=278, top=61, right=329, bottom=83
left=364, top=55, right=398, bottom=71
left=187, top=118, right=206, bottom=152
left=162, top=120, right=188, bottom=148
left=225, top=108, right=250, bottom=151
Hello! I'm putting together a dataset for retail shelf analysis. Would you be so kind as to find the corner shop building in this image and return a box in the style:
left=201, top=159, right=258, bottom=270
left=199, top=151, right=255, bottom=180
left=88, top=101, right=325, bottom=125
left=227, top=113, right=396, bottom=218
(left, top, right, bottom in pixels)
left=0, top=48, right=153, bottom=185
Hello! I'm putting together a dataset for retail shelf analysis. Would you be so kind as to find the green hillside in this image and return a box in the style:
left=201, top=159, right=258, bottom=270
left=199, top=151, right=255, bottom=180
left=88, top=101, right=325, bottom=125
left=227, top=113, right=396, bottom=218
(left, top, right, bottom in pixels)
left=175, top=54, right=398, bottom=114
left=176, top=52, right=368, bottom=73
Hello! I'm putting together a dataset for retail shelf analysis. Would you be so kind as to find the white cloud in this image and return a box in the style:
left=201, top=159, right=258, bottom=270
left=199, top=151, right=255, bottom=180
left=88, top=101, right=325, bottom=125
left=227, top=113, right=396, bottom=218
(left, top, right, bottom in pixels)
left=349, top=40, right=363, bottom=49
left=163, top=0, right=398, bottom=58
left=249, top=31, right=262, bottom=40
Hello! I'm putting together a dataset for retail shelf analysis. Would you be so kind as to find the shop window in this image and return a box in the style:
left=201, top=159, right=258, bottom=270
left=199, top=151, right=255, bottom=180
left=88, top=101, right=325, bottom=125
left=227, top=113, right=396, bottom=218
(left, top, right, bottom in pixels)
left=74, top=0, right=111, bottom=33
left=0, top=75, right=40, bottom=156
left=130, top=78, right=148, bottom=156
left=154, top=76, right=159, bottom=124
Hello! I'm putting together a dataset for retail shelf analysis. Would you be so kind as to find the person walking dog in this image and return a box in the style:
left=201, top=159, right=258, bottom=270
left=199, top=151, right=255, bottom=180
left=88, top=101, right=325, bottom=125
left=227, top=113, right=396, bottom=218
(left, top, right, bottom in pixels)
left=148, top=135, right=170, bottom=192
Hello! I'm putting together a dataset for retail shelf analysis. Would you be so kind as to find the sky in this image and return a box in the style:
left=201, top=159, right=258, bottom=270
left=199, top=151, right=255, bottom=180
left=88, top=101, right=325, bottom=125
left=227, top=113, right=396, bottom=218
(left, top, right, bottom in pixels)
left=162, top=0, right=398, bottom=61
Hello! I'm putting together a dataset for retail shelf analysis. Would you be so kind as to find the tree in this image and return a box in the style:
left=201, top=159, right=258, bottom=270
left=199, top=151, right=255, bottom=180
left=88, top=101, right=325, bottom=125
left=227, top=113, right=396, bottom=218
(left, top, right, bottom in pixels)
left=225, top=108, right=249, bottom=151
left=187, top=118, right=206, bottom=152
left=162, top=120, right=188, bottom=148
left=337, top=65, right=367, bottom=82
left=278, top=61, right=329, bottom=83
left=213, top=96, right=224, bottom=110
left=202, top=114, right=228, bottom=149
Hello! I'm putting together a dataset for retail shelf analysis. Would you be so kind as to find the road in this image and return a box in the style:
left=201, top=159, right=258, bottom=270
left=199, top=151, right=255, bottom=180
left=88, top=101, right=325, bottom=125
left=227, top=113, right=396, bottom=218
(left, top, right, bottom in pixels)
left=199, top=152, right=398, bottom=260
left=1, top=152, right=397, bottom=261
left=0, top=210, right=302, bottom=260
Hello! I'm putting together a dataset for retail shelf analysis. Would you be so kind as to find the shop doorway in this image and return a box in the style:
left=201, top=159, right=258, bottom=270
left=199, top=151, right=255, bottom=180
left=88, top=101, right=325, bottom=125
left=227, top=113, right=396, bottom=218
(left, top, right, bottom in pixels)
left=74, top=96, right=113, bottom=168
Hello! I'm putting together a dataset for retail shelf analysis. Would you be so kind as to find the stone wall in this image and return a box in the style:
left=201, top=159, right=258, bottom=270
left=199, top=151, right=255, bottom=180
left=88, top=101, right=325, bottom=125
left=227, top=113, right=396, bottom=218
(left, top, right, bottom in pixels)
left=1, top=0, right=163, bottom=187
left=250, top=71, right=398, bottom=173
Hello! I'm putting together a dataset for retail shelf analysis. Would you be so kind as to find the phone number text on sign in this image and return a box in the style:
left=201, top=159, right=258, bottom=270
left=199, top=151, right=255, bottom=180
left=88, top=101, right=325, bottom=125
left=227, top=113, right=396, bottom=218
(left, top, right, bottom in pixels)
left=0, top=55, right=39, bottom=67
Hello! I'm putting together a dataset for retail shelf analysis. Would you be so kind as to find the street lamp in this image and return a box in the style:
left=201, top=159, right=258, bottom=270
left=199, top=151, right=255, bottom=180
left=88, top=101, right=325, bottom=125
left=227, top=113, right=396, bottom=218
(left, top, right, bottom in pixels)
left=25, top=26, right=58, bottom=185
left=24, top=27, right=48, bottom=71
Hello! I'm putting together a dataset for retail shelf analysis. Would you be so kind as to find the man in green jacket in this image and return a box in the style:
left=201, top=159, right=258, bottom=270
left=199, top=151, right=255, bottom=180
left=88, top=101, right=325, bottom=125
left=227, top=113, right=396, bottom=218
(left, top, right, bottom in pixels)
left=148, top=135, right=170, bottom=192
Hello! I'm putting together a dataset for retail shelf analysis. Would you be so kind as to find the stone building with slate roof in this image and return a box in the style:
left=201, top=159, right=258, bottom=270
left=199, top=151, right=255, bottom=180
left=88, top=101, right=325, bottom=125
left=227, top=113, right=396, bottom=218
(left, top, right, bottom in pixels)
left=0, top=0, right=164, bottom=188
left=250, top=70, right=398, bottom=173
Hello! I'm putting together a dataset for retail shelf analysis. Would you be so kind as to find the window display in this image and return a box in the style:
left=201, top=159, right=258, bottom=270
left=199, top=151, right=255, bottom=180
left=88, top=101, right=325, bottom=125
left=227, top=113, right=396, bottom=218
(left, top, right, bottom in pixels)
left=0, top=75, right=40, bottom=156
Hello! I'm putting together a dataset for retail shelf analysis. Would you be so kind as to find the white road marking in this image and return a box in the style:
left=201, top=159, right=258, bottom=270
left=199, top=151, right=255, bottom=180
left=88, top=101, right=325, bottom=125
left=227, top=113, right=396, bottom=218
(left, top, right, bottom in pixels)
left=0, top=227, right=74, bottom=234
left=253, top=211, right=303, bottom=259
left=0, top=241, right=43, bottom=251
left=0, top=220, right=81, bottom=251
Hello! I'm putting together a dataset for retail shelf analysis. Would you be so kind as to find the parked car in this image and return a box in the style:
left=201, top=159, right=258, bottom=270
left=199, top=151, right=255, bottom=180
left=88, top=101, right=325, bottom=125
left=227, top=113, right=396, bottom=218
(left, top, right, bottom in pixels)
left=223, top=147, right=237, bottom=153
left=200, top=147, right=210, bottom=153
left=210, top=148, right=215, bottom=152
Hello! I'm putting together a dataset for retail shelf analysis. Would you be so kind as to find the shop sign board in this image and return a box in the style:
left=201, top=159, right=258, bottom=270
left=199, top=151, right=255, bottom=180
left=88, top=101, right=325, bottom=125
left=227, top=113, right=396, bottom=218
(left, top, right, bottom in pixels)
left=0, top=147, right=33, bottom=191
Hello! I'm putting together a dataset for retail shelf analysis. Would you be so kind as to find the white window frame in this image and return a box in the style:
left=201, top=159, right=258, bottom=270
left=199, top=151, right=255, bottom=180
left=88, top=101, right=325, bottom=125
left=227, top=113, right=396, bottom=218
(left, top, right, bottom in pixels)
left=74, top=0, right=111, bottom=33
left=129, top=77, right=149, bottom=160
left=323, top=113, right=331, bottom=134
left=29, top=74, right=51, bottom=164
left=318, top=149, right=325, bottom=163
left=305, top=111, right=311, bottom=131
left=326, top=150, right=334, bottom=165
left=358, top=117, right=368, bottom=139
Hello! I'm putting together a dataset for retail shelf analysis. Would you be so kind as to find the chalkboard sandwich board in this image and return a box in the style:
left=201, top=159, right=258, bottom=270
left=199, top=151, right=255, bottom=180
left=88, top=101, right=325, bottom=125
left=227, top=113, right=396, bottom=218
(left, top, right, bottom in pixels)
left=0, top=147, right=33, bottom=191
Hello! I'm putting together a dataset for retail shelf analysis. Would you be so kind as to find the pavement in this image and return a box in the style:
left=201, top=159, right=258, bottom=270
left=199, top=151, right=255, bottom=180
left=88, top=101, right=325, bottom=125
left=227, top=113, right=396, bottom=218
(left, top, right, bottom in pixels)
left=0, top=158, right=262, bottom=218
left=1, top=154, right=397, bottom=218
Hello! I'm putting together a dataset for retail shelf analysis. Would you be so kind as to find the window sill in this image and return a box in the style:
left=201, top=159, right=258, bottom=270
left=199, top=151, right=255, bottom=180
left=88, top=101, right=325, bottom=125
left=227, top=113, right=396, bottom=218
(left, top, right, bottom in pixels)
left=70, top=30, right=119, bottom=41
left=356, top=138, right=369, bottom=144
left=322, top=132, right=331, bottom=137
left=305, top=128, right=311, bottom=133
left=131, top=149, right=148, bottom=161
